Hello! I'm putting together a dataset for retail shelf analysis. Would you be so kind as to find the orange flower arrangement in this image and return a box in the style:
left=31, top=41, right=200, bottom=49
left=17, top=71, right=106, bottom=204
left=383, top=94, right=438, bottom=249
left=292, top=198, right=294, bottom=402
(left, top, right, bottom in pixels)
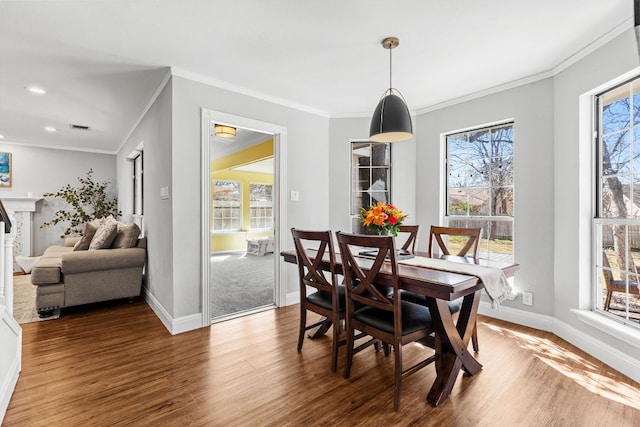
left=360, top=201, right=407, bottom=236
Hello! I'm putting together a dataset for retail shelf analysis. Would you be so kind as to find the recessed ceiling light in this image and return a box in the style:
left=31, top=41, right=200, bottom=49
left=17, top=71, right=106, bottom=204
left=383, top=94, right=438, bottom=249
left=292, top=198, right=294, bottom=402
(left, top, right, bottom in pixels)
left=0, top=134, right=4, bottom=139
left=44, top=126, right=57, bottom=132
left=26, top=86, right=47, bottom=95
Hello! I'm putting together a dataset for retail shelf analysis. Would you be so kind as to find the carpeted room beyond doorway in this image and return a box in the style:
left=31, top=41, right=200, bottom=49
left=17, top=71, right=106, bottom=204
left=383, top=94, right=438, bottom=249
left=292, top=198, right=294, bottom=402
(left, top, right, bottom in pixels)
left=210, top=252, right=274, bottom=319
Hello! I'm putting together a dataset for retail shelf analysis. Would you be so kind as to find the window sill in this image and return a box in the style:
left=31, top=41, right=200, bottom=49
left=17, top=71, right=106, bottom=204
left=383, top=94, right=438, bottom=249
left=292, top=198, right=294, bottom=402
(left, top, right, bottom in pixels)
left=572, top=309, right=640, bottom=350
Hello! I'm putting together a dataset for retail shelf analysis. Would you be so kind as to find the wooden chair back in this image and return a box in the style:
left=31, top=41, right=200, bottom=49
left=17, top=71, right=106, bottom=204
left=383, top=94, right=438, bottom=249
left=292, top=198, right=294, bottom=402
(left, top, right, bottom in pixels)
left=428, top=226, right=482, bottom=262
left=336, top=232, right=399, bottom=317
left=291, top=228, right=339, bottom=301
left=601, top=251, right=640, bottom=310
left=397, top=225, right=419, bottom=253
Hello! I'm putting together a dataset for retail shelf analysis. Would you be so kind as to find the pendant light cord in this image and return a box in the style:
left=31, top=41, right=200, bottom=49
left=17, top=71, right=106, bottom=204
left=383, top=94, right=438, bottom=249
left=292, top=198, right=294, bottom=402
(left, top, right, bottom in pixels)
left=389, top=45, right=393, bottom=91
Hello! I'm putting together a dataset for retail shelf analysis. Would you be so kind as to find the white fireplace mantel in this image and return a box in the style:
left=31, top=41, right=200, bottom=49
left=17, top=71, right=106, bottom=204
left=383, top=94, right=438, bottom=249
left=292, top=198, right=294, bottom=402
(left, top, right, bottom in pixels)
left=2, top=197, right=43, bottom=269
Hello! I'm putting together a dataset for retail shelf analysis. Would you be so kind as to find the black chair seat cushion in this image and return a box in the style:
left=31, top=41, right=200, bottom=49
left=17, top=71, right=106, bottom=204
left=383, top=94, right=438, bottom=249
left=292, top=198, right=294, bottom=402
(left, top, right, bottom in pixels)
left=400, top=290, right=463, bottom=314
left=354, top=301, right=432, bottom=335
left=307, top=285, right=346, bottom=311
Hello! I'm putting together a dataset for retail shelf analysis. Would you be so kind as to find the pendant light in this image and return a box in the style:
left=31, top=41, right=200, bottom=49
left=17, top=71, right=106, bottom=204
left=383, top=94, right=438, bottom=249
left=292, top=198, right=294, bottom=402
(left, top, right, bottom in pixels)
left=369, top=37, right=413, bottom=143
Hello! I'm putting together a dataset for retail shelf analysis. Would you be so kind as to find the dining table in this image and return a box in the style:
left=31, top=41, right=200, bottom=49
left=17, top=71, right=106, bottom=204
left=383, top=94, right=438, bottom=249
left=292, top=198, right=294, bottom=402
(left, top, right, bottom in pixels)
left=280, top=248, right=519, bottom=406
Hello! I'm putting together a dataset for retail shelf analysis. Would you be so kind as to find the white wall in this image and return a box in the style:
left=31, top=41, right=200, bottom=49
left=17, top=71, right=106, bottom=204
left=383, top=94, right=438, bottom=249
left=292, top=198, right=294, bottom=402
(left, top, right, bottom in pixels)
left=117, top=79, right=174, bottom=318
left=0, top=143, right=115, bottom=255
left=414, top=78, right=555, bottom=315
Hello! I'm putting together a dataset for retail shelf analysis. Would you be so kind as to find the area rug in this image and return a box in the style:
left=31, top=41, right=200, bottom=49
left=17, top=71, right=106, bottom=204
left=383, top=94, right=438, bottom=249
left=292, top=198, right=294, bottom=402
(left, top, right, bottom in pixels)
left=210, top=252, right=274, bottom=319
left=12, top=274, right=61, bottom=324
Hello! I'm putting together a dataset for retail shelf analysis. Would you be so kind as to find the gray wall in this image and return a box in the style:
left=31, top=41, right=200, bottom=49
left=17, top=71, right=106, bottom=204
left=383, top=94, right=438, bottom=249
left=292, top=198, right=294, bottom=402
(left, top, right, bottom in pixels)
left=125, top=76, right=331, bottom=319
left=414, top=78, right=555, bottom=315
left=0, top=143, right=115, bottom=255
left=117, top=79, right=174, bottom=316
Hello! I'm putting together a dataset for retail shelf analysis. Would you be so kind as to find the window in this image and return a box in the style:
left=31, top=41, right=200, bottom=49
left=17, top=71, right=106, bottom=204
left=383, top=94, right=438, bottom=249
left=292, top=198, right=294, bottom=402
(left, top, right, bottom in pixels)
left=249, top=183, right=273, bottom=230
left=594, top=77, right=640, bottom=328
left=445, top=122, right=514, bottom=263
left=213, top=180, right=241, bottom=231
left=350, top=141, right=391, bottom=233
left=132, top=151, right=143, bottom=215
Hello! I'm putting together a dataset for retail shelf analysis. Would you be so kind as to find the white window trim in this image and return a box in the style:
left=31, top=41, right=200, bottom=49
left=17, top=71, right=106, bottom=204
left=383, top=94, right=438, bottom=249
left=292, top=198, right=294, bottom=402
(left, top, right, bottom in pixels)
left=442, top=121, right=515, bottom=263
left=573, top=66, right=640, bottom=339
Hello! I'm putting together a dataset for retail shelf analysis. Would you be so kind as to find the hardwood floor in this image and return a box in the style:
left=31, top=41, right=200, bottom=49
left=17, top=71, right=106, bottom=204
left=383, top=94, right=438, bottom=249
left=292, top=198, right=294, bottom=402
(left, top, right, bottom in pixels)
left=4, top=299, right=640, bottom=426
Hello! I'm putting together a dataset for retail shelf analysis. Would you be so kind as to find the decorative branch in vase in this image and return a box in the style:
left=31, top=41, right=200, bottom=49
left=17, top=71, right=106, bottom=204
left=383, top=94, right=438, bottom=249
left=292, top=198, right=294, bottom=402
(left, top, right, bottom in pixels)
left=41, top=169, right=122, bottom=236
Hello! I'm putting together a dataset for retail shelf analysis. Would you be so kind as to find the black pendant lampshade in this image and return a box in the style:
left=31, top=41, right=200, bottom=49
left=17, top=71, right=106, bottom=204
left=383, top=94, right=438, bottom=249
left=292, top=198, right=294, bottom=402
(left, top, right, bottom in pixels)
left=369, top=37, right=413, bottom=143
left=369, top=91, right=413, bottom=142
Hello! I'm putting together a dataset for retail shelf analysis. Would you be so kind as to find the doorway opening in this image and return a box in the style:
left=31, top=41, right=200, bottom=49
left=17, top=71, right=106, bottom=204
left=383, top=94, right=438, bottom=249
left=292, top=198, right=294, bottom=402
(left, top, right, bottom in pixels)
left=201, top=109, right=287, bottom=325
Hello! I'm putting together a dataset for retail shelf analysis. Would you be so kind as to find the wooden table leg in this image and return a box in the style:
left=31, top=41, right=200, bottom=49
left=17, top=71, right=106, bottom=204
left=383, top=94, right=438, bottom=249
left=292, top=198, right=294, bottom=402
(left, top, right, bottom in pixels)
left=425, top=290, right=483, bottom=406
left=310, top=318, right=333, bottom=338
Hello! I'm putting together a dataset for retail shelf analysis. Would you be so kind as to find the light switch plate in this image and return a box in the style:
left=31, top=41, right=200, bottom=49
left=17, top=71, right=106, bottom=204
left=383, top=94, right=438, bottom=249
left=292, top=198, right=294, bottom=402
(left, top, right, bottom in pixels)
left=160, top=186, right=170, bottom=200
left=290, top=191, right=299, bottom=201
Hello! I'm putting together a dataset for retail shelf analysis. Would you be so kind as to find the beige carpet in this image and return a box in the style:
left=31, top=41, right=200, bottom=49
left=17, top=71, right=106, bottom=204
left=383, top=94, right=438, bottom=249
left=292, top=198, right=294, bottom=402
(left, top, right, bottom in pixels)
left=12, top=274, right=61, bottom=324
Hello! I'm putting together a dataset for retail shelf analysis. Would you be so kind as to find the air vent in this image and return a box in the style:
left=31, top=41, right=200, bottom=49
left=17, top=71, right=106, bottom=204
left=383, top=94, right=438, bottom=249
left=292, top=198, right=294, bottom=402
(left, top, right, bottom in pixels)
left=69, top=124, right=91, bottom=131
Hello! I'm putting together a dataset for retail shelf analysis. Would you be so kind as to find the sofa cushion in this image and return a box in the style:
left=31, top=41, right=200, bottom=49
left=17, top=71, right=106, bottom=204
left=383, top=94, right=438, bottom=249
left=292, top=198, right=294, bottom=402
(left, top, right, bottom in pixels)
left=89, top=217, right=118, bottom=250
left=111, top=223, right=141, bottom=249
left=74, top=223, right=98, bottom=251
left=31, top=257, right=62, bottom=285
left=41, top=245, right=73, bottom=258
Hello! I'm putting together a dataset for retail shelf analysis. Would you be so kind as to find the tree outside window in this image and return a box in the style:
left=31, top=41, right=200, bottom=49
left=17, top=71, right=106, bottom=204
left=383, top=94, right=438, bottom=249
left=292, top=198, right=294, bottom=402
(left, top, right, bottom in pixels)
left=446, top=123, right=514, bottom=262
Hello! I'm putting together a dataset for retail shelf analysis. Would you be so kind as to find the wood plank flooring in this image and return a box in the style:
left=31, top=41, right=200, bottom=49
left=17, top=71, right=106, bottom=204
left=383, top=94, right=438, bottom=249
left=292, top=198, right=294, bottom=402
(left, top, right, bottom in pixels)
left=4, top=299, right=640, bottom=426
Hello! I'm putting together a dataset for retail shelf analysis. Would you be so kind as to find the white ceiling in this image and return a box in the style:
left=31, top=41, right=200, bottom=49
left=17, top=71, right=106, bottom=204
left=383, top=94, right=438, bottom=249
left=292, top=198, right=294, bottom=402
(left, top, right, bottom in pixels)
left=0, top=0, right=633, bottom=153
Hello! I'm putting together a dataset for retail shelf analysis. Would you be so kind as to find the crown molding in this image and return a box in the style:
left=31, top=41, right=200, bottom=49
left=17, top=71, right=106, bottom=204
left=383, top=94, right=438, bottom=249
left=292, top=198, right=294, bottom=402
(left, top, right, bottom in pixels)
left=171, top=67, right=331, bottom=118
left=0, top=139, right=115, bottom=155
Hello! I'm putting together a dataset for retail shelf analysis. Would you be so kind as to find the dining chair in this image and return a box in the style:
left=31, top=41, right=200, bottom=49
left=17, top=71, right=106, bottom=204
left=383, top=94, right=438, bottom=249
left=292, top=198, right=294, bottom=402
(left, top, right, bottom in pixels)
left=430, top=225, right=482, bottom=352
left=291, top=228, right=345, bottom=372
left=397, top=224, right=419, bottom=253
left=402, top=225, right=482, bottom=352
left=428, top=225, right=481, bottom=262
left=602, top=252, right=640, bottom=311
left=336, top=231, right=436, bottom=411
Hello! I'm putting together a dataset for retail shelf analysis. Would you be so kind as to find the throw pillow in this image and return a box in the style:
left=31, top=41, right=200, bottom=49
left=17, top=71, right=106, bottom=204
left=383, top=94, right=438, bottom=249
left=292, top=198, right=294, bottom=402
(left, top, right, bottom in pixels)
left=73, top=223, right=98, bottom=251
left=89, top=217, right=118, bottom=250
left=111, top=223, right=141, bottom=249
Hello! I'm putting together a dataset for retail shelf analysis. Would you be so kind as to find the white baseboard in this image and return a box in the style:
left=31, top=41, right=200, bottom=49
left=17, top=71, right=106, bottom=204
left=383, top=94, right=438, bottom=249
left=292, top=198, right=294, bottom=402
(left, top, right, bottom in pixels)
left=478, top=301, right=554, bottom=331
left=0, top=309, right=22, bottom=425
left=285, top=291, right=300, bottom=307
left=142, top=288, right=202, bottom=335
left=478, top=301, right=640, bottom=384
left=553, top=318, right=640, bottom=384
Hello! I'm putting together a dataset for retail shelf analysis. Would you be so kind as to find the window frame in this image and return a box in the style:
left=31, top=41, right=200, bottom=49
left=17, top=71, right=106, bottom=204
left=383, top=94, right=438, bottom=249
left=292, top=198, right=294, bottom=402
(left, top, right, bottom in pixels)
left=212, top=179, right=242, bottom=232
left=444, top=121, right=515, bottom=263
left=593, top=75, right=640, bottom=330
left=132, top=150, right=143, bottom=216
left=350, top=140, right=392, bottom=234
left=249, top=182, right=273, bottom=231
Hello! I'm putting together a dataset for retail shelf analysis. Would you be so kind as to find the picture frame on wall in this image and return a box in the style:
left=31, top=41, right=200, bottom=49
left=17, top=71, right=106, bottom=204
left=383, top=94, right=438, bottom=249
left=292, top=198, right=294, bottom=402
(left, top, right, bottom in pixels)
left=0, top=152, right=11, bottom=187
left=0, top=198, right=11, bottom=233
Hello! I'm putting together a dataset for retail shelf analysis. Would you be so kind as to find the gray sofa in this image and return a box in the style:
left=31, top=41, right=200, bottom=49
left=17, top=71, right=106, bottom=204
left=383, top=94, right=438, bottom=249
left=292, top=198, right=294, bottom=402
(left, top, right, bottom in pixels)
left=30, top=237, right=147, bottom=317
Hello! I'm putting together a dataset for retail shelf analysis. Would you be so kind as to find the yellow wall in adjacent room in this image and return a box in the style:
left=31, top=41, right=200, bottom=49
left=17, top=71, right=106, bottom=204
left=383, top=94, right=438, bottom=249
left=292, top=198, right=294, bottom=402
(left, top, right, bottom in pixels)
left=211, top=139, right=273, bottom=253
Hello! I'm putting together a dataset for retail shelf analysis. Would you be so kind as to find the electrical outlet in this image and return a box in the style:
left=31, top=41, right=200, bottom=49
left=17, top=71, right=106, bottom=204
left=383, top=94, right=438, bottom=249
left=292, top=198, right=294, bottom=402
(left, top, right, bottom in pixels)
left=522, top=291, right=533, bottom=306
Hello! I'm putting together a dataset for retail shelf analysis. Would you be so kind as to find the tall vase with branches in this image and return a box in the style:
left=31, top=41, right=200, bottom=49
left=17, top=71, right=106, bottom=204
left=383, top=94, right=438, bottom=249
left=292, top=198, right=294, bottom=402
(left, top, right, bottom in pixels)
left=41, top=169, right=121, bottom=236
